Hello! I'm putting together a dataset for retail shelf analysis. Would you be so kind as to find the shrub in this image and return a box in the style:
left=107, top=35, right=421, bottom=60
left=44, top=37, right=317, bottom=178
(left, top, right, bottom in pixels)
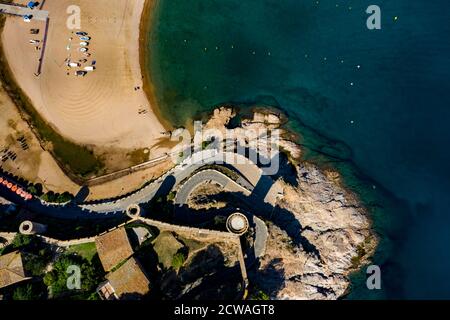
left=13, top=284, right=42, bottom=301
left=171, top=251, right=187, bottom=270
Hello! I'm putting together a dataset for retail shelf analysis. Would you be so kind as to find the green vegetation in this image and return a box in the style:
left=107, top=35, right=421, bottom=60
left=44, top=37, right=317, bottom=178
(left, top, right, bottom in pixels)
left=201, top=139, right=213, bottom=150
left=41, top=191, right=74, bottom=203
left=351, top=244, right=367, bottom=269
left=10, top=233, right=32, bottom=249
left=12, top=284, right=43, bottom=301
left=0, top=234, right=103, bottom=300
left=171, top=250, right=187, bottom=270
left=166, top=191, right=176, bottom=202
left=23, top=250, right=51, bottom=277
left=249, top=290, right=270, bottom=300
left=43, top=254, right=104, bottom=299
left=127, top=148, right=150, bottom=165
left=67, top=242, right=97, bottom=262
left=0, top=16, right=103, bottom=177
left=27, top=183, right=43, bottom=197
left=153, top=232, right=184, bottom=269
left=1, top=234, right=52, bottom=276
left=109, top=258, right=128, bottom=273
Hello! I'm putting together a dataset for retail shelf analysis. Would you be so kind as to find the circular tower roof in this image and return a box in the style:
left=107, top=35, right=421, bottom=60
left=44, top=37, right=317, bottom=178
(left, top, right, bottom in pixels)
left=126, top=204, right=141, bottom=219
left=226, top=213, right=249, bottom=235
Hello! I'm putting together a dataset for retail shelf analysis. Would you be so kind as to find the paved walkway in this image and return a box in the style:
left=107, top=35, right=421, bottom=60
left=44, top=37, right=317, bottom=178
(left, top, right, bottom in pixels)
left=174, top=169, right=251, bottom=206
left=81, top=150, right=262, bottom=214
left=0, top=3, right=49, bottom=21
left=1, top=149, right=281, bottom=223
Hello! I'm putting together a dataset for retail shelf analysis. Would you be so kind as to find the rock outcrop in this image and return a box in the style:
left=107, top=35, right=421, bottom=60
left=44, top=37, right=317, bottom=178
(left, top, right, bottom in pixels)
left=253, top=163, right=376, bottom=300
left=204, top=106, right=377, bottom=300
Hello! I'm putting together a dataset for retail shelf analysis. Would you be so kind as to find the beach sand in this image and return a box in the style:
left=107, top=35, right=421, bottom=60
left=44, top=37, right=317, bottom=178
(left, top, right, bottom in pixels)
left=0, top=0, right=181, bottom=198
left=0, top=86, right=80, bottom=194
left=2, top=0, right=170, bottom=167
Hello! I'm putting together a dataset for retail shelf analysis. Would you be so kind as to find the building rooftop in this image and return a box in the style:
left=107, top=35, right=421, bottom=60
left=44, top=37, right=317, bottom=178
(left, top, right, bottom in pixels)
left=95, top=227, right=134, bottom=272
left=0, top=251, right=29, bottom=289
left=105, top=257, right=150, bottom=300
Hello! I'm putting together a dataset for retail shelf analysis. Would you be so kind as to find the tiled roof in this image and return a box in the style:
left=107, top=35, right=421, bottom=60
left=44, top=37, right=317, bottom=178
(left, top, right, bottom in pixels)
left=95, top=228, right=134, bottom=272
left=0, top=251, right=29, bottom=289
left=106, top=257, right=150, bottom=299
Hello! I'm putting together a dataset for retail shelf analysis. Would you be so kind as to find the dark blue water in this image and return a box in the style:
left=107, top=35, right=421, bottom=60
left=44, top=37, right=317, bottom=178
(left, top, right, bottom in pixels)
left=147, top=0, right=450, bottom=299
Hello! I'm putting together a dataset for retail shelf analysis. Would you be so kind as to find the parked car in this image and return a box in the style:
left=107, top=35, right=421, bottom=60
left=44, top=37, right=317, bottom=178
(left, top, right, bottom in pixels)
left=80, top=41, right=89, bottom=46
left=79, top=47, right=88, bottom=52
left=79, top=36, right=91, bottom=41
left=68, top=62, right=80, bottom=68
left=30, top=28, right=39, bottom=34
left=75, top=31, right=88, bottom=36
left=29, top=39, right=40, bottom=44
left=84, top=66, right=95, bottom=71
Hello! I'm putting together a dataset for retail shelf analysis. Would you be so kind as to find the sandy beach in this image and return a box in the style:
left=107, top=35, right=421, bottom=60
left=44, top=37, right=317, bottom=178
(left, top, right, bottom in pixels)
left=0, top=85, right=80, bottom=194
left=0, top=0, right=181, bottom=197
left=2, top=0, right=170, bottom=165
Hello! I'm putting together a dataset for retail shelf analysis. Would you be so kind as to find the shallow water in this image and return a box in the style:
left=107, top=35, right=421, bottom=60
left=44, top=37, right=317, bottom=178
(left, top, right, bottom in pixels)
left=147, top=0, right=450, bottom=299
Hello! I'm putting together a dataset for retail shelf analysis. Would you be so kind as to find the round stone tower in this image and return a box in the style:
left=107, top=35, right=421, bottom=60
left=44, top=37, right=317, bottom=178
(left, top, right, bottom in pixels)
left=126, top=204, right=141, bottom=219
left=19, top=220, right=47, bottom=235
left=226, top=213, right=249, bottom=235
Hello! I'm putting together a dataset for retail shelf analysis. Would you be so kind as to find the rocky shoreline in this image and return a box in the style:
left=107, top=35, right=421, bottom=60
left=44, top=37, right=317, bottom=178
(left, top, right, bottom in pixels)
left=203, top=106, right=377, bottom=299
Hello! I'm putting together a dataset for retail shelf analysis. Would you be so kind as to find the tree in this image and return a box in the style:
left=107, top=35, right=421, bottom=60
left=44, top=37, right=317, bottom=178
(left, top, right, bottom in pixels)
left=41, top=191, right=55, bottom=202
left=57, top=192, right=74, bottom=203
left=44, top=254, right=104, bottom=299
left=23, top=253, right=48, bottom=277
left=13, top=284, right=42, bottom=300
left=11, top=234, right=32, bottom=249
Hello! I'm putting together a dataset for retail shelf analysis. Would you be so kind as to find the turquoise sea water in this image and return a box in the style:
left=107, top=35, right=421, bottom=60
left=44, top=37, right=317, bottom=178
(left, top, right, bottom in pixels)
left=147, top=0, right=450, bottom=299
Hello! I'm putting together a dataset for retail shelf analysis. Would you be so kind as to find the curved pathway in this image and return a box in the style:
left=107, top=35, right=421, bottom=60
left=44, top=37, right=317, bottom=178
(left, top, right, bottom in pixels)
left=81, top=150, right=262, bottom=214
left=1, top=150, right=273, bottom=219
left=174, top=169, right=251, bottom=206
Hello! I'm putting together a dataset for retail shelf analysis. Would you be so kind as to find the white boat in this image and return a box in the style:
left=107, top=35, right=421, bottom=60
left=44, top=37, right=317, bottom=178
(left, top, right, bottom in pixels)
left=23, top=15, right=33, bottom=23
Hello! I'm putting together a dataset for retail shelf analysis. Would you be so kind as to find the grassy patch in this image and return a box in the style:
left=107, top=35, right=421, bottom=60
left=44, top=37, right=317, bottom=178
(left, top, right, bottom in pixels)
left=0, top=15, right=104, bottom=178
left=67, top=242, right=97, bottom=262
left=153, top=232, right=184, bottom=270
left=127, top=148, right=150, bottom=165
